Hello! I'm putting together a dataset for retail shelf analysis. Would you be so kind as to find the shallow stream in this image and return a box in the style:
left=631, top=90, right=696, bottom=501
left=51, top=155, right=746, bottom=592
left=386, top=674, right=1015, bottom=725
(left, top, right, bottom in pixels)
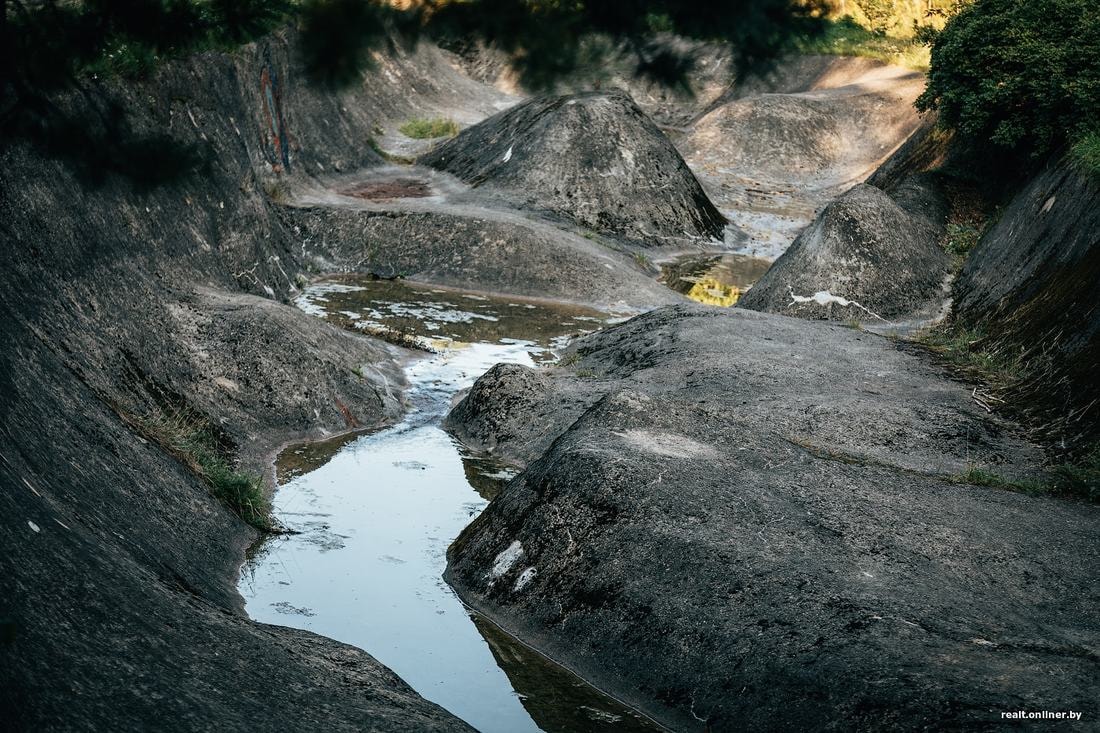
left=239, top=278, right=660, bottom=733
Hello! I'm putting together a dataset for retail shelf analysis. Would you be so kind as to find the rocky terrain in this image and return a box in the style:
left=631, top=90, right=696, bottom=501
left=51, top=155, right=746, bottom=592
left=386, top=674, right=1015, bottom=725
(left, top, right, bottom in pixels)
left=673, top=59, right=927, bottom=257
left=953, top=161, right=1100, bottom=439
left=420, top=91, right=727, bottom=245
left=3, top=19, right=1096, bottom=733
left=0, top=32, right=482, bottom=731
left=445, top=306, right=1100, bottom=731
left=739, top=180, right=949, bottom=323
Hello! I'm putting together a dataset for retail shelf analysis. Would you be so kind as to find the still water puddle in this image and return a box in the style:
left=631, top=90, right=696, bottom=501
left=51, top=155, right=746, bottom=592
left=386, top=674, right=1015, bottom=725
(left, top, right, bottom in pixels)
left=659, top=252, right=772, bottom=307
left=240, top=278, right=659, bottom=733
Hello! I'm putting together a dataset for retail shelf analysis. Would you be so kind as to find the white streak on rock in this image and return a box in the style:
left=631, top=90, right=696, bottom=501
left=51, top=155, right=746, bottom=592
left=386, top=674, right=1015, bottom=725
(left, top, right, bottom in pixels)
left=502, top=145, right=513, bottom=163
left=488, top=540, right=523, bottom=580
left=788, top=288, right=890, bottom=323
left=513, top=567, right=537, bottom=592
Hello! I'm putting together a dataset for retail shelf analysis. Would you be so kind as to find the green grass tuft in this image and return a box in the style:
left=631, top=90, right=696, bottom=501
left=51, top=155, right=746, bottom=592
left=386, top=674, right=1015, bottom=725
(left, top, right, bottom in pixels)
left=134, top=410, right=273, bottom=531
left=915, top=325, right=1026, bottom=391
left=1069, top=131, right=1100, bottom=179
left=955, top=449, right=1100, bottom=503
left=398, top=118, right=460, bottom=139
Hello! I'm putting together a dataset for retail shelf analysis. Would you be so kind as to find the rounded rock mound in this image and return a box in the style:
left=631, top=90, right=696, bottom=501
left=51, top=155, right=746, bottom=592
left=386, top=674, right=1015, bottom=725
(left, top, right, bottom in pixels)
left=419, top=90, right=726, bottom=246
left=739, top=183, right=949, bottom=321
left=680, top=69, right=923, bottom=183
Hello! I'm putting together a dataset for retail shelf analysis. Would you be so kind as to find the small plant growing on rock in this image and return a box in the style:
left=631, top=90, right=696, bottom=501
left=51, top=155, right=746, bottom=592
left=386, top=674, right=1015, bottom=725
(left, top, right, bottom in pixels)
left=1070, top=131, right=1100, bottom=179
left=129, top=408, right=273, bottom=531
left=944, top=222, right=980, bottom=257
left=916, top=324, right=1024, bottom=390
left=956, top=451, right=1100, bottom=503
left=399, top=118, right=460, bottom=139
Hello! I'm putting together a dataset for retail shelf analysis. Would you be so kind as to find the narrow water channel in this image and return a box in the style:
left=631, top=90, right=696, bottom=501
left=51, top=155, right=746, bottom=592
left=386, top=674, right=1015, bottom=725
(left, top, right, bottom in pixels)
left=239, top=278, right=661, bottom=733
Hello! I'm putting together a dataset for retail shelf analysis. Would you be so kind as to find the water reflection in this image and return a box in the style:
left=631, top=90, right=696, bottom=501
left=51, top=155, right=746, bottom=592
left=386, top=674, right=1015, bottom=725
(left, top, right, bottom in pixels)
left=659, top=252, right=772, bottom=306
left=295, top=277, right=608, bottom=360
left=241, top=277, right=661, bottom=733
left=473, top=615, right=661, bottom=733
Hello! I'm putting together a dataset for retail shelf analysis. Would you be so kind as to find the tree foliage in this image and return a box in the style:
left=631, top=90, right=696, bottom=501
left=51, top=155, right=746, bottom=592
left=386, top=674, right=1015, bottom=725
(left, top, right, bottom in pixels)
left=916, top=0, right=1100, bottom=169
left=2, top=0, right=828, bottom=93
left=0, top=1, right=826, bottom=187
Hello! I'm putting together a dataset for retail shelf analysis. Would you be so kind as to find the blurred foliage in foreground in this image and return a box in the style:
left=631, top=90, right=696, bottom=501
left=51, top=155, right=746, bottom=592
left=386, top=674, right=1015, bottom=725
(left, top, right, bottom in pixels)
left=0, top=0, right=827, bottom=187
left=1, top=0, right=829, bottom=93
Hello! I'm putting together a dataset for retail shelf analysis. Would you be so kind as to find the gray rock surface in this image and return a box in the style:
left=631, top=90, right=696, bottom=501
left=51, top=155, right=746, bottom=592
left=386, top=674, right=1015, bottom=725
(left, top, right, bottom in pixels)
left=675, top=62, right=926, bottom=257
left=280, top=199, right=684, bottom=312
left=419, top=91, right=727, bottom=246
left=445, top=305, right=1099, bottom=731
left=739, top=182, right=949, bottom=322
left=0, top=31, right=482, bottom=731
left=953, top=161, right=1100, bottom=439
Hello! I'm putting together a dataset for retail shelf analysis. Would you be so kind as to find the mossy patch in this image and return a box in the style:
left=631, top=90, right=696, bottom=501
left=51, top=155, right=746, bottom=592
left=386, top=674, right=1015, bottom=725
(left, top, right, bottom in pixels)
left=398, top=118, right=460, bottom=139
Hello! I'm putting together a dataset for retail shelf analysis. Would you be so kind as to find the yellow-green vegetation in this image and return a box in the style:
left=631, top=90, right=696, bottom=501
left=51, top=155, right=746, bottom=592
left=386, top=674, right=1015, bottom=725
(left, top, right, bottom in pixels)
left=398, top=118, right=460, bottom=139
left=824, top=0, right=965, bottom=36
left=133, top=409, right=272, bottom=531
left=797, top=16, right=931, bottom=69
left=684, top=277, right=743, bottom=307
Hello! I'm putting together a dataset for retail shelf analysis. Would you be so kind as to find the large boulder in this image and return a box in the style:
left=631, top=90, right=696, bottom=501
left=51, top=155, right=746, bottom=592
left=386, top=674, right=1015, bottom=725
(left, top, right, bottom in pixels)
left=445, top=305, right=1099, bottom=732
left=419, top=90, right=727, bottom=246
left=739, top=182, right=949, bottom=322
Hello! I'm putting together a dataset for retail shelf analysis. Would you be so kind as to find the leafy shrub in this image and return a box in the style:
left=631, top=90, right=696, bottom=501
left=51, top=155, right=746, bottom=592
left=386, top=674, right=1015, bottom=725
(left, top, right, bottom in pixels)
left=917, top=0, right=1100, bottom=169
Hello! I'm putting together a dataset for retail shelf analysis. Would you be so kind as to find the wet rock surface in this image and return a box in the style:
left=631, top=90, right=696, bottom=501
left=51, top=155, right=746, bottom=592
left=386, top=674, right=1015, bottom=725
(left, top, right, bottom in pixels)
left=280, top=202, right=684, bottom=311
left=446, top=305, right=1100, bottom=731
left=420, top=91, right=727, bottom=246
left=738, top=181, right=949, bottom=322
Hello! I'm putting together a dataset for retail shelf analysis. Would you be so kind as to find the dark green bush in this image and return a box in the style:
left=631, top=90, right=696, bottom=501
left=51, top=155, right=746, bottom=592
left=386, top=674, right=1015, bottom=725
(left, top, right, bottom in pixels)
left=917, top=0, right=1100, bottom=169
